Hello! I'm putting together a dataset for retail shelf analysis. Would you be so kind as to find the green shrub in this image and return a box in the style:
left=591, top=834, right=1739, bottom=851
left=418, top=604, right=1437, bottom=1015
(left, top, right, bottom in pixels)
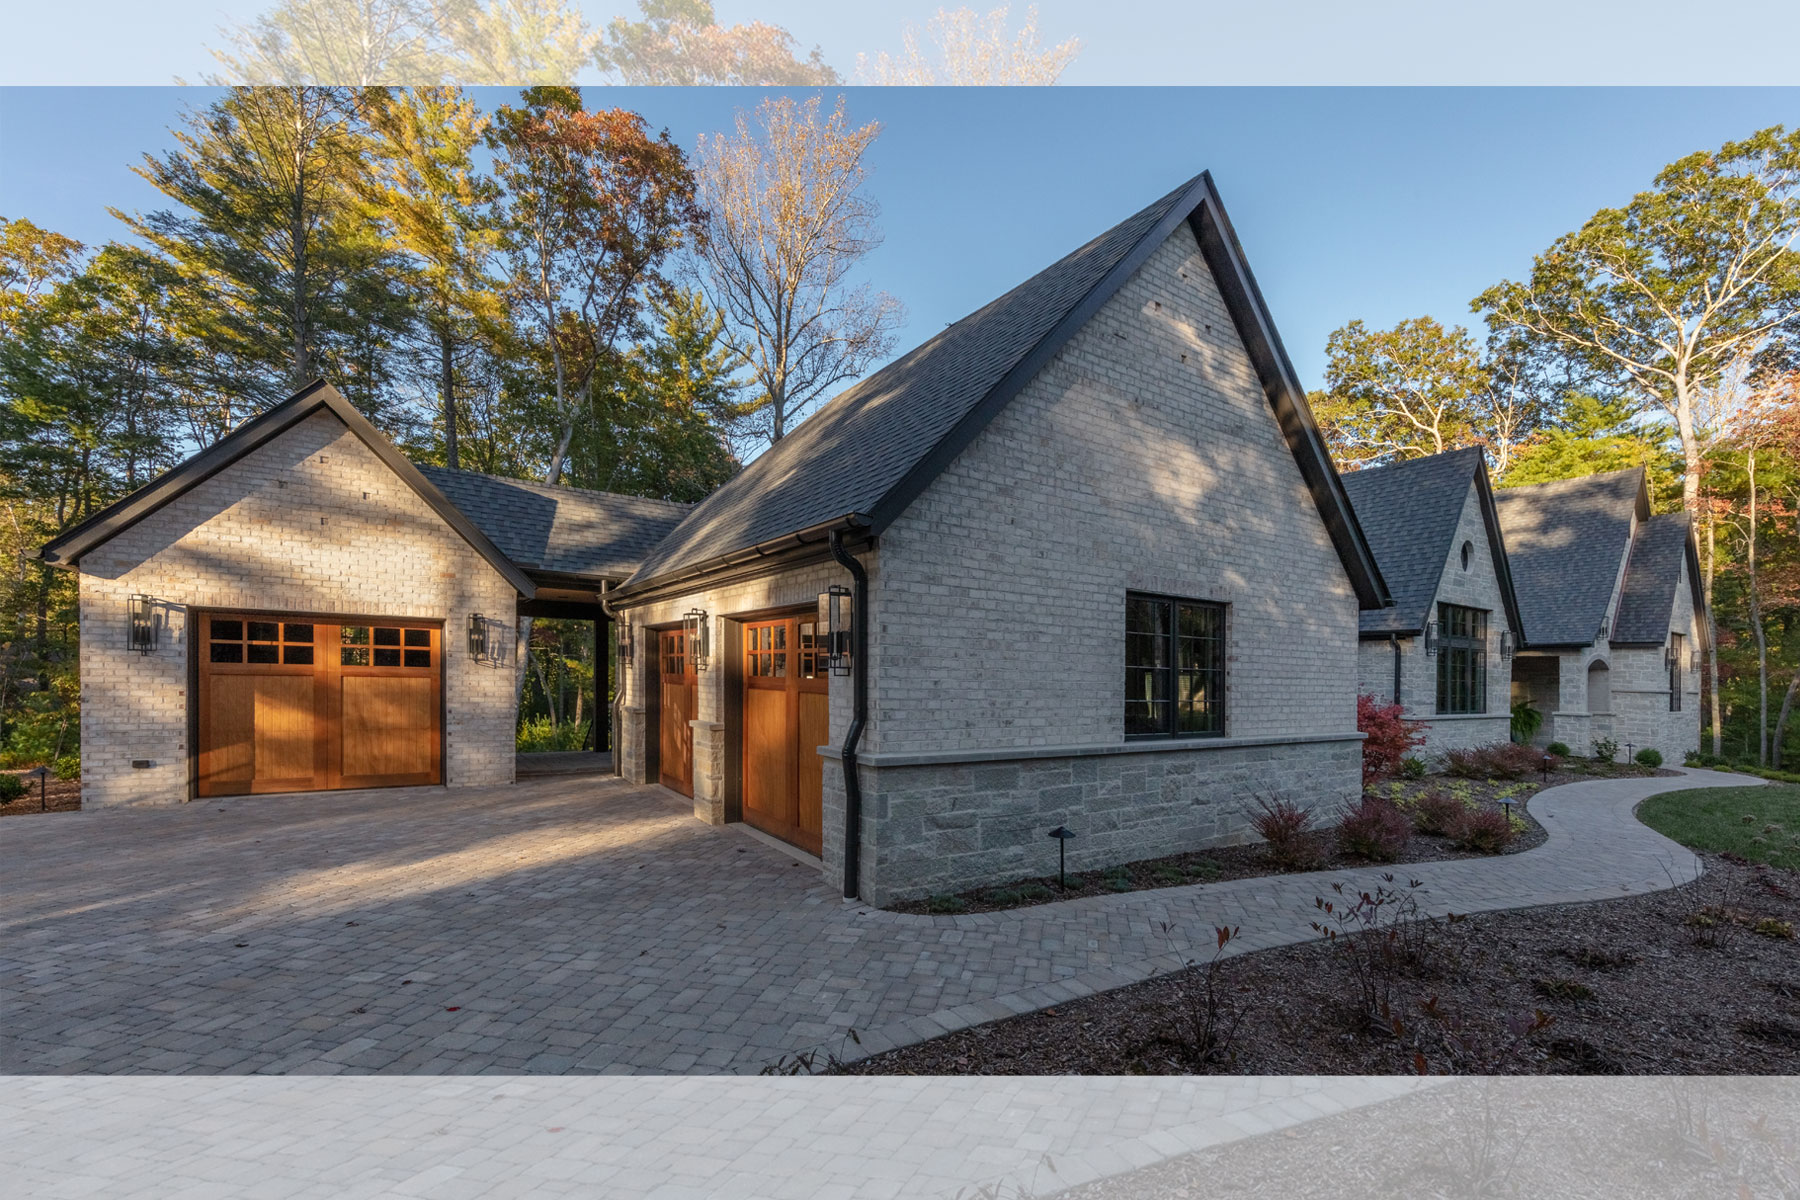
left=0, top=774, right=23, bottom=803
left=1398, top=755, right=1427, bottom=779
left=1635, top=748, right=1663, bottom=768
left=1591, top=737, right=1620, bottom=763
left=1510, top=699, right=1544, bottom=744
left=516, top=716, right=592, bottom=753
left=1547, top=742, right=1571, bottom=757
left=53, top=755, right=80, bottom=781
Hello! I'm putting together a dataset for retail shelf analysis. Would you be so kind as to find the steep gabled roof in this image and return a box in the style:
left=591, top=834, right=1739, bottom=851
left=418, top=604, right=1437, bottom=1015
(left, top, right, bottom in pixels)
left=1613, top=511, right=1702, bottom=646
left=1339, top=448, right=1522, bottom=639
left=616, top=171, right=1388, bottom=609
left=37, top=380, right=537, bottom=598
left=416, top=466, right=692, bottom=583
left=1495, top=466, right=1648, bottom=647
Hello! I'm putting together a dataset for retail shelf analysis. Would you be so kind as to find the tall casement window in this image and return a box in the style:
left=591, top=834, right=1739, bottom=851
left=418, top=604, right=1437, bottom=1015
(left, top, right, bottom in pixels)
left=1668, top=632, right=1684, bottom=712
left=1435, top=602, right=1488, bottom=715
left=1125, top=593, right=1226, bottom=738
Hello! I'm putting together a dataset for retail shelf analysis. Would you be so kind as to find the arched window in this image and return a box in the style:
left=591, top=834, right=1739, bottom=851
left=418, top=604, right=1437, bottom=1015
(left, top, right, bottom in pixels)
left=1460, top=540, right=1473, bottom=571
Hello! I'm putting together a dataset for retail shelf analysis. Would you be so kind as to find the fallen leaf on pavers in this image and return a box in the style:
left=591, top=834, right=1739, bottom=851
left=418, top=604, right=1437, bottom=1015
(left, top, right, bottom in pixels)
left=345, top=921, right=359, bottom=926
left=234, top=943, right=248, bottom=948
left=401, top=980, right=412, bottom=986
left=445, top=1007, right=461, bottom=1012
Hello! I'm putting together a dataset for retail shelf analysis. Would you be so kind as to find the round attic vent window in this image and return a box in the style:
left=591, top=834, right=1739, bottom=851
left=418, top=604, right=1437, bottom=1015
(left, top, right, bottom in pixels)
left=1460, top=540, right=1473, bottom=571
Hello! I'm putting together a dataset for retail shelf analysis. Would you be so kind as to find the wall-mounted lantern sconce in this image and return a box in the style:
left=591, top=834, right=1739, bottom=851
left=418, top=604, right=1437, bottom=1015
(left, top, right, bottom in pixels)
left=616, top=618, right=633, bottom=665
left=818, top=585, right=853, bottom=677
left=127, top=594, right=161, bottom=655
left=1689, top=649, right=1701, bottom=673
left=683, top=609, right=710, bottom=672
left=1423, top=618, right=1439, bottom=657
left=467, top=612, right=490, bottom=661
left=1499, top=631, right=1515, bottom=660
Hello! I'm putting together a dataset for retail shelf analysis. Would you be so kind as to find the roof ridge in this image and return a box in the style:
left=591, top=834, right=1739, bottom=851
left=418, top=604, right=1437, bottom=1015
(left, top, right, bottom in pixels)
left=415, top=463, right=696, bottom=510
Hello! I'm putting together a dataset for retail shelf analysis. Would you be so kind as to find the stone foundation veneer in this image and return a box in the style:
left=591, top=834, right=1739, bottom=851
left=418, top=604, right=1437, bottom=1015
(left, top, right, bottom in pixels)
left=826, top=733, right=1362, bottom=906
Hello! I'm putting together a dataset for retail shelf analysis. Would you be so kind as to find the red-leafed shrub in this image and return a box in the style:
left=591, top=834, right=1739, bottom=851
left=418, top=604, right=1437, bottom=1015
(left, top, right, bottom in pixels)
left=1409, top=788, right=1468, bottom=837
left=1251, top=794, right=1325, bottom=870
left=1449, top=805, right=1517, bottom=854
left=1357, top=694, right=1427, bottom=784
left=1336, top=795, right=1412, bottom=862
left=1445, top=741, right=1543, bottom=781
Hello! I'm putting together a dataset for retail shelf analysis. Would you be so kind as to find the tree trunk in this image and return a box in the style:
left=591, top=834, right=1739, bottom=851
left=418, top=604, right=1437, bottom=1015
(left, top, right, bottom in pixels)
left=1704, top=505, right=1723, bottom=757
left=440, top=321, right=459, bottom=470
left=1775, top=666, right=1800, bottom=771
left=1674, top=375, right=1701, bottom=516
left=1746, top=448, right=1768, bottom=765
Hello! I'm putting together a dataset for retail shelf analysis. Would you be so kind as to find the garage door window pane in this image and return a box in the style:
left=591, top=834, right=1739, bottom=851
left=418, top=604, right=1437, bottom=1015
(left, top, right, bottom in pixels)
left=284, top=645, right=314, bottom=665
left=374, top=648, right=401, bottom=666
left=341, top=626, right=370, bottom=645
left=248, top=643, right=279, bottom=664
left=374, top=627, right=401, bottom=646
left=248, top=621, right=279, bottom=642
left=404, top=649, right=431, bottom=668
left=210, top=642, right=243, bottom=663
left=284, top=624, right=313, bottom=643
left=404, top=629, right=430, bottom=647
left=342, top=647, right=370, bottom=666
left=212, top=619, right=243, bottom=641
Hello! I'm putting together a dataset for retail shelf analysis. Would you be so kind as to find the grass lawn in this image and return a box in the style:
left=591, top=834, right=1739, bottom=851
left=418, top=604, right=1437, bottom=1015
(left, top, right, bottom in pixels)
left=1639, top=784, right=1800, bottom=870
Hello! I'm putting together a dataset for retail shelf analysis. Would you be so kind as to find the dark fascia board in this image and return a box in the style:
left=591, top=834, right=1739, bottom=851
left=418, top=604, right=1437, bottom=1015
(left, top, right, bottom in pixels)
left=37, top=378, right=538, bottom=599
left=859, top=170, right=1389, bottom=611
left=1471, top=464, right=1527, bottom=643
left=609, top=514, right=873, bottom=608
left=1360, top=628, right=1424, bottom=639
left=1188, top=174, right=1390, bottom=611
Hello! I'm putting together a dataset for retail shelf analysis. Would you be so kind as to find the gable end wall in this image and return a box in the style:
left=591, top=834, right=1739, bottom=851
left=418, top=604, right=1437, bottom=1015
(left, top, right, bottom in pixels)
left=74, top=411, right=518, bottom=808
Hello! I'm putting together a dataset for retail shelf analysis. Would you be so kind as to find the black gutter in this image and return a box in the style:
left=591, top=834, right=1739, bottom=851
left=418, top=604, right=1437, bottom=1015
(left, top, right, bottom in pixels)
left=1390, top=634, right=1402, bottom=706
left=611, top=513, right=871, bottom=606
left=829, top=529, right=868, bottom=900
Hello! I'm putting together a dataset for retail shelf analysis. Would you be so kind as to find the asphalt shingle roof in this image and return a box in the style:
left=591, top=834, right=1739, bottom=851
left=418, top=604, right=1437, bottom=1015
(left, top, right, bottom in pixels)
left=416, top=466, right=693, bottom=582
left=1339, top=448, right=1486, bottom=635
left=1495, top=467, right=1646, bottom=647
left=622, top=176, right=1204, bottom=588
left=1613, top=511, right=1692, bottom=645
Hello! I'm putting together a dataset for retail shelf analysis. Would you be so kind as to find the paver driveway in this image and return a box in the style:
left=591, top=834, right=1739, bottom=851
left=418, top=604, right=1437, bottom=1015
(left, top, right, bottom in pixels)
left=0, top=767, right=1760, bottom=1074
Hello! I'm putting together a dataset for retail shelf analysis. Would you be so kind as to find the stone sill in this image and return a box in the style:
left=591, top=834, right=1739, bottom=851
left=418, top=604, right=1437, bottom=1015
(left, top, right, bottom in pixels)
left=1415, top=713, right=1508, bottom=723
left=816, top=730, right=1364, bottom=769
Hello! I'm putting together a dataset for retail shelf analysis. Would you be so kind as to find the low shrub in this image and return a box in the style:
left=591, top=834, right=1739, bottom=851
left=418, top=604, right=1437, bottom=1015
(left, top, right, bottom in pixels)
left=53, top=755, right=80, bottom=781
left=516, top=716, right=592, bottom=754
left=1252, top=795, right=1325, bottom=870
left=1547, top=742, right=1571, bottom=757
left=1409, top=788, right=1469, bottom=837
left=1449, top=805, right=1517, bottom=854
left=1444, top=741, right=1542, bottom=781
left=1398, top=755, right=1428, bottom=779
left=925, top=894, right=968, bottom=914
left=0, top=774, right=23, bottom=804
left=1356, top=694, right=1427, bottom=784
left=1591, top=737, right=1620, bottom=763
left=1532, top=977, right=1595, bottom=1002
left=1510, top=699, right=1544, bottom=744
left=1635, top=747, right=1664, bottom=768
left=1336, top=795, right=1412, bottom=862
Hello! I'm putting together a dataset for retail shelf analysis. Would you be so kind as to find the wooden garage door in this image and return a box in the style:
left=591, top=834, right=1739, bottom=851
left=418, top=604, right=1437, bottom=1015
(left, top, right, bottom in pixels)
left=197, top=613, right=442, bottom=797
left=658, top=629, right=697, bottom=797
left=741, top=614, right=828, bottom=856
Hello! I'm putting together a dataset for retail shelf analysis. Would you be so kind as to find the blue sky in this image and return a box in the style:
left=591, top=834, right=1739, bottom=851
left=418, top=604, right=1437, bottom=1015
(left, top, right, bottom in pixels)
left=1, top=86, right=1795, bottom=391
left=5, top=2, right=1799, bottom=84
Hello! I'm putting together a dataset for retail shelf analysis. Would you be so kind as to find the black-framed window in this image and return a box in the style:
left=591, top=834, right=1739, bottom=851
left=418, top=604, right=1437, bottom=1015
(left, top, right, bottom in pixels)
left=1435, top=602, right=1487, bottom=715
left=1126, top=593, right=1225, bottom=738
left=1669, top=632, right=1683, bottom=712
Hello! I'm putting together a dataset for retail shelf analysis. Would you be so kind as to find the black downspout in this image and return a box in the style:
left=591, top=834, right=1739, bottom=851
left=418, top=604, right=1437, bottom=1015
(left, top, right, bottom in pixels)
left=599, top=581, right=622, bottom=778
left=1391, top=633, right=1402, bottom=706
left=829, top=529, right=868, bottom=900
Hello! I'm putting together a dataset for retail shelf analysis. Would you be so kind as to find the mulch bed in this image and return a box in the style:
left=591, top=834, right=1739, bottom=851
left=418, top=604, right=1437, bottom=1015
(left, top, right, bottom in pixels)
left=1055, top=1077, right=1800, bottom=1200
left=0, top=773, right=80, bottom=816
left=886, top=763, right=1670, bottom=916
left=842, top=850, right=1800, bottom=1076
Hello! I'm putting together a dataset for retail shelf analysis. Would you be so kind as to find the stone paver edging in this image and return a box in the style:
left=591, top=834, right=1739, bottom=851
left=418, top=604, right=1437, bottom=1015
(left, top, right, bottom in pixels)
left=0, top=767, right=1761, bottom=1076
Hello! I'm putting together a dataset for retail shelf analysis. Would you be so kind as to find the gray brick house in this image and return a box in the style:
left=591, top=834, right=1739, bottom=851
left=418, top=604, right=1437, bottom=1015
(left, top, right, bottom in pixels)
left=603, top=172, right=1390, bottom=903
left=1497, top=467, right=1706, bottom=763
left=39, top=171, right=1399, bottom=905
left=1339, top=448, right=1524, bottom=755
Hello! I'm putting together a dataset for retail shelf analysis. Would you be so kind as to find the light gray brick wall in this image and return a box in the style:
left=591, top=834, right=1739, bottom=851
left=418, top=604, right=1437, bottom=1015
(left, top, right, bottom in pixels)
left=75, top=410, right=519, bottom=808
left=1356, top=480, right=1512, bottom=758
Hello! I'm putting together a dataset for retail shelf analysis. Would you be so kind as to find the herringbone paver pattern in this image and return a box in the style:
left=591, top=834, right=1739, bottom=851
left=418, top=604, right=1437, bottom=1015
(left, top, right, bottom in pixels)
left=0, top=768, right=1758, bottom=1075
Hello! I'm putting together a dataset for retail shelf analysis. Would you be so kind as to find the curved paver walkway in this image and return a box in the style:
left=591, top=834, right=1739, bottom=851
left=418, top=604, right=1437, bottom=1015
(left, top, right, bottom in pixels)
left=0, top=767, right=1760, bottom=1075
